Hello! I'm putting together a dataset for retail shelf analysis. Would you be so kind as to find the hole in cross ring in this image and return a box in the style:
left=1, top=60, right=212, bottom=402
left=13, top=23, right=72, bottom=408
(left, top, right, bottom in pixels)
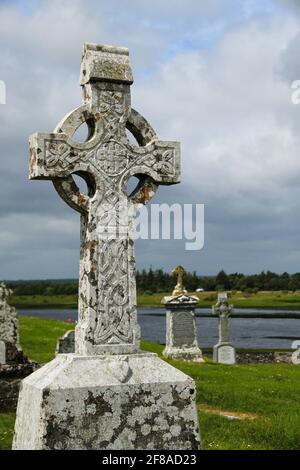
left=72, top=118, right=95, bottom=143
left=72, top=172, right=96, bottom=198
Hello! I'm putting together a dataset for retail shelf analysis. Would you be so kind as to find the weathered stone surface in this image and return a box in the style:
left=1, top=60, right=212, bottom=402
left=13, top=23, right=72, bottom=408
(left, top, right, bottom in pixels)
left=162, top=267, right=204, bottom=363
left=274, top=352, right=293, bottom=364
left=14, top=43, right=200, bottom=450
left=0, top=283, right=19, bottom=352
left=162, top=305, right=204, bottom=363
left=13, top=353, right=200, bottom=450
left=170, top=265, right=188, bottom=297
left=0, top=341, right=5, bottom=365
left=56, top=330, right=75, bottom=355
left=0, top=283, right=28, bottom=364
left=212, top=292, right=236, bottom=365
left=80, top=43, right=133, bottom=85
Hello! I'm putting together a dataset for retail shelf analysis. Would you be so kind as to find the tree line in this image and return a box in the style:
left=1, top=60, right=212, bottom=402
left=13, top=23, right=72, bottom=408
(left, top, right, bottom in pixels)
left=4, top=269, right=300, bottom=295
left=136, top=269, right=300, bottom=293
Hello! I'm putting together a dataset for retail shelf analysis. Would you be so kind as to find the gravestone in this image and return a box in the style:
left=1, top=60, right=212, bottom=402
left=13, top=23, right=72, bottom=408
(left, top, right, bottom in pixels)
left=162, top=266, right=204, bottom=362
left=0, top=283, right=37, bottom=411
left=0, top=283, right=27, bottom=364
left=56, top=330, right=75, bottom=354
left=212, top=292, right=236, bottom=365
left=13, top=43, right=200, bottom=450
left=292, top=345, right=300, bottom=365
left=0, top=283, right=19, bottom=363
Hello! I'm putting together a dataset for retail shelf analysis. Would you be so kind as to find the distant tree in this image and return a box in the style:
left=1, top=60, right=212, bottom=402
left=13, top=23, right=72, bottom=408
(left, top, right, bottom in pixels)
left=216, top=270, right=230, bottom=290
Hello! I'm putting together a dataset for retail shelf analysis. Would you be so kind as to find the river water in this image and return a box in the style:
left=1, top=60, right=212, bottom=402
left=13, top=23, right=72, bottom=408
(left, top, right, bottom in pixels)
left=19, top=307, right=300, bottom=349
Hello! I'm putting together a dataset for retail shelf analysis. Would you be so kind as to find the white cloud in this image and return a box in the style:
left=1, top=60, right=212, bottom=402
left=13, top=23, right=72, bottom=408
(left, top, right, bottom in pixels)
left=134, top=16, right=300, bottom=202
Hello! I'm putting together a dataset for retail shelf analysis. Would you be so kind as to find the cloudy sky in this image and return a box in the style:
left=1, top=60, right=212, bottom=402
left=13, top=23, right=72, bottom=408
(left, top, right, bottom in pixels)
left=1, top=0, right=300, bottom=279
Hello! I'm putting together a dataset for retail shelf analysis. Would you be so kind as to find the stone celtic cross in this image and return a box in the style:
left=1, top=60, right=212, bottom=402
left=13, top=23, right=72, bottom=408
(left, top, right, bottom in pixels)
left=29, top=43, right=180, bottom=355
left=171, top=265, right=187, bottom=296
left=212, top=292, right=236, bottom=366
left=212, top=292, right=234, bottom=344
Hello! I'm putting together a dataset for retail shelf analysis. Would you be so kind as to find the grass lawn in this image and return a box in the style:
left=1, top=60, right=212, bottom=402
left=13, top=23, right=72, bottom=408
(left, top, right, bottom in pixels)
left=11, top=294, right=78, bottom=309
left=0, top=317, right=300, bottom=450
left=10, top=289, right=300, bottom=310
left=19, top=317, right=74, bottom=363
left=140, top=289, right=300, bottom=309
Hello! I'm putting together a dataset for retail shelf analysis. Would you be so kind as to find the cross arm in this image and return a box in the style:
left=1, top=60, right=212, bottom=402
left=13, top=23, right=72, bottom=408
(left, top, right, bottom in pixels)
left=29, top=132, right=90, bottom=180
left=127, top=140, right=181, bottom=186
left=152, top=140, right=181, bottom=185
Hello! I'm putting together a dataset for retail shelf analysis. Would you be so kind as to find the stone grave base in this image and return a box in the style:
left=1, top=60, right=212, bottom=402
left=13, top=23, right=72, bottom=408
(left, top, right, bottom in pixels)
left=0, top=362, right=39, bottom=412
left=13, top=352, right=201, bottom=450
left=163, top=346, right=204, bottom=363
left=213, top=343, right=236, bottom=365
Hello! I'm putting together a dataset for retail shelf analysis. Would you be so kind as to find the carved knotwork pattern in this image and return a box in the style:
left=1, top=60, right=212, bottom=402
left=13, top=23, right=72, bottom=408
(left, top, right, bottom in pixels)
left=99, top=91, right=128, bottom=138
left=45, top=140, right=92, bottom=169
left=44, top=138, right=176, bottom=180
left=97, top=140, right=129, bottom=176
left=94, top=238, right=133, bottom=344
left=152, top=149, right=176, bottom=176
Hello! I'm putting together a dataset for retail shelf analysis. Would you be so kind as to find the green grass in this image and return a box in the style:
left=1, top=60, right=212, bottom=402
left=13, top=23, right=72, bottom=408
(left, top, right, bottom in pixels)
left=19, top=317, right=73, bottom=363
left=176, top=359, right=300, bottom=450
left=10, top=290, right=300, bottom=309
left=1, top=318, right=300, bottom=450
left=11, top=294, right=78, bottom=309
left=143, top=342, right=300, bottom=450
left=0, top=413, right=15, bottom=450
left=190, top=290, right=300, bottom=309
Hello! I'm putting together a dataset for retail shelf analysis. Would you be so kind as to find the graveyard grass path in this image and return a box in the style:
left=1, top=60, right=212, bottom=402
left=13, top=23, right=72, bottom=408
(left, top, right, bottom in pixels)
left=0, top=316, right=300, bottom=450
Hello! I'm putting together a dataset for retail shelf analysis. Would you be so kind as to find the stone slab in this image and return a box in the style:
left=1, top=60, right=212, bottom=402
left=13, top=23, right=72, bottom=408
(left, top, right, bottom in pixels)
left=163, top=307, right=203, bottom=362
left=213, top=344, right=236, bottom=365
left=172, top=311, right=196, bottom=348
left=13, top=353, right=200, bottom=450
left=163, top=346, right=204, bottom=363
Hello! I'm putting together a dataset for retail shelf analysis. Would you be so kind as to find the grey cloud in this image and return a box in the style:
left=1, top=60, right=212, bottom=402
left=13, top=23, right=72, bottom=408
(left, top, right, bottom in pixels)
left=1, top=0, right=300, bottom=279
left=277, top=0, right=300, bottom=12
